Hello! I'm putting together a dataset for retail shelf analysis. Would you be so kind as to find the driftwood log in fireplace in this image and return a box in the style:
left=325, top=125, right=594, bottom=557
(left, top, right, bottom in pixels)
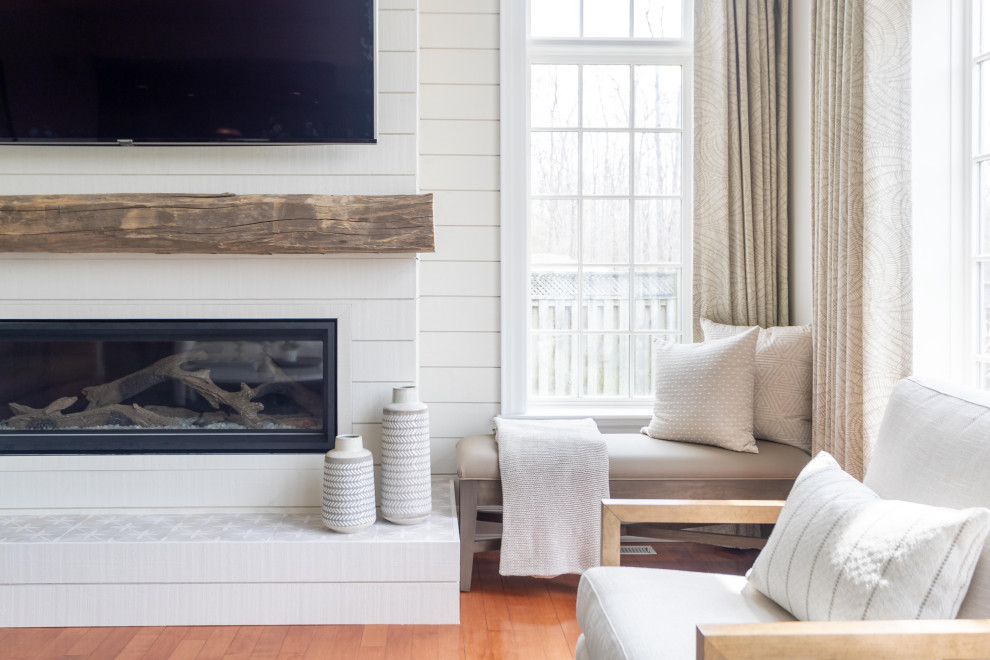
left=5, top=351, right=322, bottom=431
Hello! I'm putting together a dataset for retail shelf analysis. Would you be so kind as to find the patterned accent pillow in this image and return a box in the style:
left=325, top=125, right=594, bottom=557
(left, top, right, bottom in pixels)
left=748, top=452, right=990, bottom=621
left=641, top=327, right=759, bottom=453
left=701, top=319, right=812, bottom=452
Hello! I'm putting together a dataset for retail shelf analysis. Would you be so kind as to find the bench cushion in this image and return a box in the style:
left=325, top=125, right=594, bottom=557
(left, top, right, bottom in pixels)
left=576, top=567, right=794, bottom=660
left=456, top=433, right=810, bottom=481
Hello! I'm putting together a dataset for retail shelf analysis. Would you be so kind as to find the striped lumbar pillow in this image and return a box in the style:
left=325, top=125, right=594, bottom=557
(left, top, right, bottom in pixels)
left=748, top=451, right=990, bottom=621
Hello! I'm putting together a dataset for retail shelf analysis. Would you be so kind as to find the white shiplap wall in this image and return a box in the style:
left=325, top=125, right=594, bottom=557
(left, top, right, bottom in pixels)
left=419, top=0, right=501, bottom=476
left=0, top=1, right=421, bottom=511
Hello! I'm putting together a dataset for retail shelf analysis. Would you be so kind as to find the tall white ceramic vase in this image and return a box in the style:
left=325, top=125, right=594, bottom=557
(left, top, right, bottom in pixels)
left=381, top=385, right=432, bottom=524
left=322, top=434, right=377, bottom=533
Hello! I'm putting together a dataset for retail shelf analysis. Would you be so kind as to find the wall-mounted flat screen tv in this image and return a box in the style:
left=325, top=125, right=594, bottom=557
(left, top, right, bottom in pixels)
left=0, top=0, right=376, bottom=144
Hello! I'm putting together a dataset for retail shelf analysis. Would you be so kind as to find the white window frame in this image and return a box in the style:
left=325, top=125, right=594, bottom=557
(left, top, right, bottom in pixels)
left=970, top=0, right=990, bottom=388
left=912, top=0, right=971, bottom=384
left=500, top=1, right=693, bottom=426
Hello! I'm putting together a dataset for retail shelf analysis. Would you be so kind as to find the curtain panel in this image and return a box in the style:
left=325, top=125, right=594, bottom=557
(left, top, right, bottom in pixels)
left=811, top=0, right=912, bottom=479
left=693, top=0, right=790, bottom=337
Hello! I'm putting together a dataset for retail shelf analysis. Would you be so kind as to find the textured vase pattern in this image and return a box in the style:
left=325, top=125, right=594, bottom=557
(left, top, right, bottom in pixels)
left=381, top=408, right=432, bottom=523
left=322, top=457, right=376, bottom=531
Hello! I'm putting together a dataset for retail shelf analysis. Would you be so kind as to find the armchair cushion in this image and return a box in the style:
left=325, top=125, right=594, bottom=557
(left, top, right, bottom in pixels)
left=864, top=378, right=990, bottom=618
left=748, top=451, right=990, bottom=621
left=577, top=567, right=794, bottom=660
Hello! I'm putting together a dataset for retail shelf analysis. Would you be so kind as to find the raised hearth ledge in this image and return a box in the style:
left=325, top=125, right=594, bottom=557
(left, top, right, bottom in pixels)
left=0, top=478, right=459, bottom=626
left=0, top=192, right=434, bottom=254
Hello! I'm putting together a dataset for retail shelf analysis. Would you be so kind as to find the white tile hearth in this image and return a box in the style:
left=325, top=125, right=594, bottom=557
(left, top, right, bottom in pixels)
left=0, top=478, right=459, bottom=627
left=0, top=481, right=455, bottom=544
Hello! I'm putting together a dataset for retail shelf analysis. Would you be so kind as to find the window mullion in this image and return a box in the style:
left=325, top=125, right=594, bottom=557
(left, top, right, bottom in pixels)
left=628, top=63, right=637, bottom=398
left=576, top=63, right=585, bottom=400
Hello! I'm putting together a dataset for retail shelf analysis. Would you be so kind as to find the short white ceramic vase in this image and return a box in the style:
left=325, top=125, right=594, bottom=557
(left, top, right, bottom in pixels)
left=322, top=434, right=377, bottom=533
left=380, top=385, right=432, bottom=524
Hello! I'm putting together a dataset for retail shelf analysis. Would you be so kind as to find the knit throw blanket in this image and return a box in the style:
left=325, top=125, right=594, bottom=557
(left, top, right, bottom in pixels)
left=494, top=417, right=609, bottom=577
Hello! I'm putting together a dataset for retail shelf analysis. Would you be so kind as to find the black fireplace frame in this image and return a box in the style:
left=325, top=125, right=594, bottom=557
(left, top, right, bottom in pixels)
left=0, top=319, right=337, bottom=455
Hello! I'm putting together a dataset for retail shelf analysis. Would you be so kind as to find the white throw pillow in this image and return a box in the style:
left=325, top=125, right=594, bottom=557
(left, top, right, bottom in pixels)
left=701, top=318, right=812, bottom=452
left=641, top=327, right=759, bottom=453
left=748, top=452, right=990, bottom=621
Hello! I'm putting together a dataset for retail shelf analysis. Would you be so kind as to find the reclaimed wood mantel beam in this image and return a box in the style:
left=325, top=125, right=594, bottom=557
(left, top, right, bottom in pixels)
left=0, top=193, right=434, bottom=254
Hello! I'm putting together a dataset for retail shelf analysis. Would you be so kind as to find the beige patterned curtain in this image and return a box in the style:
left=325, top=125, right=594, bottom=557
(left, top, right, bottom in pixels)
left=693, top=0, right=789, bottom=337
left=811, top=0, right=912, bottom=479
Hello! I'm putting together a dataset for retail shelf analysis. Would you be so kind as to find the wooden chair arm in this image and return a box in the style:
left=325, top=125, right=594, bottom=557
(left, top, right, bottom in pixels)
left=696, top=619, right=990, bottom=659
left=600, top=498, right=785, bottom=567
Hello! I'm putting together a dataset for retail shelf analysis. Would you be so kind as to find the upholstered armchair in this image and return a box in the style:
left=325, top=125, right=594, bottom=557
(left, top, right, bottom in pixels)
left=575, top=378, right=990, bottom=659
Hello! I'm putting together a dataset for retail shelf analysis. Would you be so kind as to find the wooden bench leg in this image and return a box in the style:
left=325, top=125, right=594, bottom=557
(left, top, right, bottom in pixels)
left=458, top=479, right=479, bottom=592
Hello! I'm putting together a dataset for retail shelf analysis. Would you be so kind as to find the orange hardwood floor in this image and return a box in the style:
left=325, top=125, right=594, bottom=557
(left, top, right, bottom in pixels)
left=0, top=544, right=759, bottom=659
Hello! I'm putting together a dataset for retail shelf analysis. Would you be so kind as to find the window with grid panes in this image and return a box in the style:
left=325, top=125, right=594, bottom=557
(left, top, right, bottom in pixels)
left=527, top=0, right=691, bottom=404
left=974, top=0, right=990, bottom=388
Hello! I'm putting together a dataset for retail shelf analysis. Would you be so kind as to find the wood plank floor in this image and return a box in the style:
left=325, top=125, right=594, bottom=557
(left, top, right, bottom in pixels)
left=0, top=544, right=759, bottom=659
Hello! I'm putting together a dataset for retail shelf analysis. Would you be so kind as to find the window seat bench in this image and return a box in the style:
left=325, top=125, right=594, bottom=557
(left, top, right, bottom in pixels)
left=456, top=433, right=810, bottom=591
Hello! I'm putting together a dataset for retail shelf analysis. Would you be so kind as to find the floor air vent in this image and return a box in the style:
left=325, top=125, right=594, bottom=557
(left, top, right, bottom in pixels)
left=619, top=545, right=657, bottom=556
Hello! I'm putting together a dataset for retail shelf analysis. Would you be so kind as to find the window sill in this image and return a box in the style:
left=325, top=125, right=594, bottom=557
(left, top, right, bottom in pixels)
left=500, top=407, right=652, bottom=434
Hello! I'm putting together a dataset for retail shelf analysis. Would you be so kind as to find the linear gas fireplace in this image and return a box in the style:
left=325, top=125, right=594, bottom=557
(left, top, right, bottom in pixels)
left=0, top=319, right=336, bottom=454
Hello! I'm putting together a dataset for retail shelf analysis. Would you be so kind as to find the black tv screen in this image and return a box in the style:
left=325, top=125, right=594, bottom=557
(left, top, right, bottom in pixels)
left=0, top=0, right=376, bottom=144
